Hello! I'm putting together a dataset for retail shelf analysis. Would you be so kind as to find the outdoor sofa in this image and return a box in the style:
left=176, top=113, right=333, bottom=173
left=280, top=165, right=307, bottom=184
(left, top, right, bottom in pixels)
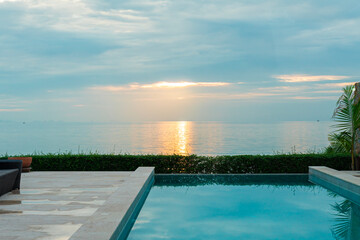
left=0, top=160, right=22, bottom=196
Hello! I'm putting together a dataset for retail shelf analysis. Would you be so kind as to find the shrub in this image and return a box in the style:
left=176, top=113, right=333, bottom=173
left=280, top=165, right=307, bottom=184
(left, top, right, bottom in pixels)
left=3, top=153, right=351, bottom=173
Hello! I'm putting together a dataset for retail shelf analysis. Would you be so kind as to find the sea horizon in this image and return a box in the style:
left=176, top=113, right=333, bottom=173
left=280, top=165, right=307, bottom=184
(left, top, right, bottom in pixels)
left=1, top=120, right=332, bottom=156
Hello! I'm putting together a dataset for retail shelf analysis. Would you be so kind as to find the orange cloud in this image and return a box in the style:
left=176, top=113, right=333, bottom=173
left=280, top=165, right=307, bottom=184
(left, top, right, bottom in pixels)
left=90, top=81, right=230, bottom=91
left=90, top=86, right=126, bottom=91
left=274, top=74, right=350, bottom=83
left=316, top=82, right=356, bottom=88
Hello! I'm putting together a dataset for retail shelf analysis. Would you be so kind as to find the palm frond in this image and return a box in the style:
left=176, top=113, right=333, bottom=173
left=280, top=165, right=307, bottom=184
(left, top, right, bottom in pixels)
left=329, top=85, right=360, bottom=164
left=328, top=132, right=351, bottom=153
left=331, top=200, right=352, bottom=240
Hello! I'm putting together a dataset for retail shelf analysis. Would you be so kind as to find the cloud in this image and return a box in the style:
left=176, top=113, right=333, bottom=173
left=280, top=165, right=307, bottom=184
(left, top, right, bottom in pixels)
left=316, top=82, right=356, bottom=88
left=290, top=18, right=360, bottom=47
left=1, top=0, right=359, bottom=123
left=141, top=81, right=230, bottom=88
left=2, top=0, right=153, bottom=35
left=311, top=90, right=342, bottom=94
left=273, top=74, right=350, bottom=83
left=90, top=81, right=230, bottom=91
left=0, top=108, right=25, bottom=112
left=176, top=1, right=327, bottom=23
left=176, top=92, right=283, bottom=100
left=290, top=96, right=338, bottom=100
left=0, top=0, right=20, bottom=2
left=257, top=86, right=308, bottom=92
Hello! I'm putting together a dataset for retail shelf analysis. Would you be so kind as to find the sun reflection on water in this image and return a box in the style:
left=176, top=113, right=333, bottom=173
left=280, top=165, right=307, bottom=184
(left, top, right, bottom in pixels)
left=176, top=121, right=189, bottom=155
left=158, top=121, right=192, bottom=155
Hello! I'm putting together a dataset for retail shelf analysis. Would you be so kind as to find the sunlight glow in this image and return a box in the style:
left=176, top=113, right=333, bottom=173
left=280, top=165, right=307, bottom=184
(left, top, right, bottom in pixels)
left=90, top=81, right=230, bottom=91
left=142, top=81, right=229, bottom=88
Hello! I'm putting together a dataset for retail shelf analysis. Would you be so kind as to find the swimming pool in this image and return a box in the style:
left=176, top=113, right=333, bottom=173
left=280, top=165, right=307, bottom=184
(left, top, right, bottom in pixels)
left=126, top=175, right=360, bottom=240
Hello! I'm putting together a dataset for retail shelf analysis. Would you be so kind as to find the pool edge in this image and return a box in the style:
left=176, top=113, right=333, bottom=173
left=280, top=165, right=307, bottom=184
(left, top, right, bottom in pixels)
left=112, top=170, right=155, bottom=240
left=309, top=166, right=360, bottom=205
left=69, top=167, right=155, bottom=240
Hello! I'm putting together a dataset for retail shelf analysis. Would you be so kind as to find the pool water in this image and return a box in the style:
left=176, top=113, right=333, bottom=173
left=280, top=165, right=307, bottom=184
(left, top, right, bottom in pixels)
left=126, top=175, right=360, bottom=240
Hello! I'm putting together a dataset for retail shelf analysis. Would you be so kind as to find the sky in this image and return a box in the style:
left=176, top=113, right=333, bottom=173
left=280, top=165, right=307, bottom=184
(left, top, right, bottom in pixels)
left=1, top=0, right=360, bottom=122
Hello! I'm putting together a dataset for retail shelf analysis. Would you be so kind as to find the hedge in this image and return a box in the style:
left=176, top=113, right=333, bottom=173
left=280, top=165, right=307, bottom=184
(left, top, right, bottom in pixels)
left=2, top=153, right=351, bottom=173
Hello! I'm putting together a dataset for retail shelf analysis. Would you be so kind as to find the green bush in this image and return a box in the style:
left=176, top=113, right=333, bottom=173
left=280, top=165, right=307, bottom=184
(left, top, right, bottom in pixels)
left=3, top=153, right=351, bottom=173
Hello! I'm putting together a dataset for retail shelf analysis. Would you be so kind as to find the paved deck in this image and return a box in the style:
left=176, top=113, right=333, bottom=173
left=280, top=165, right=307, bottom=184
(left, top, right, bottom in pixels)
left=0, top=167, right=154, bottom=240
left=309, top=166, right=360, bottom=205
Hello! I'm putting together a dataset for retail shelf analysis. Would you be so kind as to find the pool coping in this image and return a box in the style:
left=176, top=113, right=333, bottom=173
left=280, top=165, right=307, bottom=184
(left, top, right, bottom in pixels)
left=112, top=169, right=154, bottom=240
left=309, top=166, right=360, bottom=205
left=155, top=173, right=309, bottom=176
left=69, top=167, right=154, bottom=240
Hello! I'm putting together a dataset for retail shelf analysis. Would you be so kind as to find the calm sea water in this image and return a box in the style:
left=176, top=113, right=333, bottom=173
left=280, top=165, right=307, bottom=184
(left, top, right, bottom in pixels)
left=127, top=175, right=359, bottom=240
left=0, top=121, right=332, bottom=155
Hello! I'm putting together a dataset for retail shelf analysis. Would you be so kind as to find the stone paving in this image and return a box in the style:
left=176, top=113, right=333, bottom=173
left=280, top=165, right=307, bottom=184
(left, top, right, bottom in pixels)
left=344, top=171, right=360, bottom=178
left=0, top=168, right=154, bottom=240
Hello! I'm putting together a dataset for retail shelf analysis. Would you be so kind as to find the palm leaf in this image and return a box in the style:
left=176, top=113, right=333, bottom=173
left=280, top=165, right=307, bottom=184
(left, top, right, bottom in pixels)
left=331, top=200, right=352, bottom=240
left=330, top=84, right=360, bottom=169
left=328, top=132, right=351, bottom=153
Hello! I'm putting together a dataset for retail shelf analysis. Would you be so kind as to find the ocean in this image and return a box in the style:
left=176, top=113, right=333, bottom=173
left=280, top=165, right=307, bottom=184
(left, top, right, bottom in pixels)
left=0, top=121, right=332, bottom=155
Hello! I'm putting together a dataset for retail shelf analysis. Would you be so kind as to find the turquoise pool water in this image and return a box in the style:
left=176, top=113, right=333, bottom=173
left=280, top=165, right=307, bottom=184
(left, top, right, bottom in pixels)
left=126, top=175, right=360, bottom=240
